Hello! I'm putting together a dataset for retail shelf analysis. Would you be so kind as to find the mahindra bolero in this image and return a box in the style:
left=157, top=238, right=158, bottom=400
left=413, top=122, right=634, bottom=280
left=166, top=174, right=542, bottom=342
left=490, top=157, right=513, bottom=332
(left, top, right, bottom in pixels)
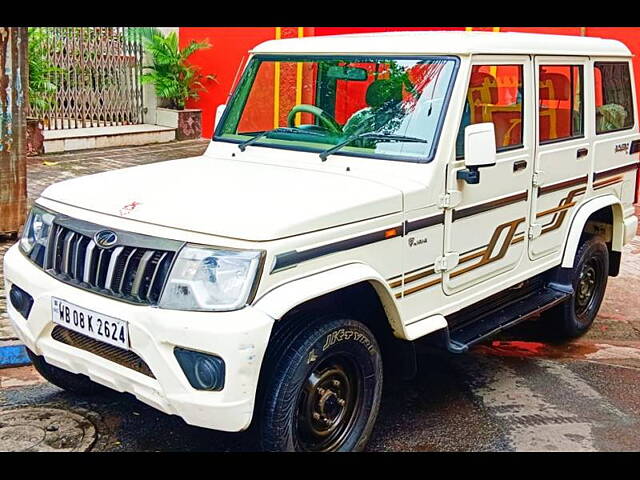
left=4, top=31, right=639, bottom=451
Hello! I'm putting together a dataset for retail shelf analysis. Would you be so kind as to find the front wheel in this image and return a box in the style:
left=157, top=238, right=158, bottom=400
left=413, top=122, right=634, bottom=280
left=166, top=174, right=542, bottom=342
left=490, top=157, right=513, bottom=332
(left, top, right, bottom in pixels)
left=542, top=237, right=609, bottom=339
left=258, top=317, right=383, bottom=452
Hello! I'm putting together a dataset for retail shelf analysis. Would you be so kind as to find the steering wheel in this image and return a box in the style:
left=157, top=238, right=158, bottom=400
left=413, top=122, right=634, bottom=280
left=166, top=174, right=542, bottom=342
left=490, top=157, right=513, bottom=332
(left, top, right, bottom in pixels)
left=287, top=105, right=343, bottom=136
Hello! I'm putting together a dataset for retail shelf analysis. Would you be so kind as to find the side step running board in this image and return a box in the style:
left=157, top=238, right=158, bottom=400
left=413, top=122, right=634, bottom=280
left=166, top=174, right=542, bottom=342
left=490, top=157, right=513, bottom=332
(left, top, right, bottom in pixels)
left=445, top=284, right=572, bottom=354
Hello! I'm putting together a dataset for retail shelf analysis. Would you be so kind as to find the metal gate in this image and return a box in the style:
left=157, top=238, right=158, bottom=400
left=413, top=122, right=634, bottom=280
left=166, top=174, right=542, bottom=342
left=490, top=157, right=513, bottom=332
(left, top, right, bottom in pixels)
left=29, top=27, right=144, bottom=130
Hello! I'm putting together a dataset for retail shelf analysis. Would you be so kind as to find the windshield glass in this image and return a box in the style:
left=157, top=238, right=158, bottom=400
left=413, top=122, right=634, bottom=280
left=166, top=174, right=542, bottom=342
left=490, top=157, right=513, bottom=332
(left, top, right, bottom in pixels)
left=216, top=55, right=459, bottom=163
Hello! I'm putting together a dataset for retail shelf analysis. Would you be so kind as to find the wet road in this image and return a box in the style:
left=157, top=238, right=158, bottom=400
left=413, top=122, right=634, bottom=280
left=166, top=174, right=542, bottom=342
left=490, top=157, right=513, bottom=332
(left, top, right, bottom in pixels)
left=2, top=337, right=639, bottom=452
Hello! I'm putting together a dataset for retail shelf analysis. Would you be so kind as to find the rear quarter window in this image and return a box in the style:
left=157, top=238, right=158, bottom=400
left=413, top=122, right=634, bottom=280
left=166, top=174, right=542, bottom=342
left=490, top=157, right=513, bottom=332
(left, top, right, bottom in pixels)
left=594, top=61, right=635, bottom=134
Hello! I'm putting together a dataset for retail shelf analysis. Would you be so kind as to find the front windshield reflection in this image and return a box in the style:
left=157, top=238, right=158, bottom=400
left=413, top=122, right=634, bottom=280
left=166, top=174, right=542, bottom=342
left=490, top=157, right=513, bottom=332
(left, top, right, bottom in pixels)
left=217, top=56, right=458, bottom=162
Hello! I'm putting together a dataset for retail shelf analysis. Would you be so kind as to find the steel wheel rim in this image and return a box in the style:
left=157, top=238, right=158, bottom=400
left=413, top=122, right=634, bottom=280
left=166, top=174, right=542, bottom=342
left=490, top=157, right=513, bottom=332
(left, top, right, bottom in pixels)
left=295, top=354, right=363, bottom=452
left=575, top=257, right=601, bottom=318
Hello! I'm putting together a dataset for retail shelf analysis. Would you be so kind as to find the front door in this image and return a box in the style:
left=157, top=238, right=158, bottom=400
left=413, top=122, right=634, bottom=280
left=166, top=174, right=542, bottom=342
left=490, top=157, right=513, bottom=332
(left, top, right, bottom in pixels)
left=444, top=56, right=534, bottom=295
left=528, top=57, right=591, bottom=261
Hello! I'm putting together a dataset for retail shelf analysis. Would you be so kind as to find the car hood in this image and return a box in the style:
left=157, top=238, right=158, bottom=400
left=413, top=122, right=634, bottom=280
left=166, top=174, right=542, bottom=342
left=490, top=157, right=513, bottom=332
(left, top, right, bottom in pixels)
left=41, top=156, right=403, bottom=241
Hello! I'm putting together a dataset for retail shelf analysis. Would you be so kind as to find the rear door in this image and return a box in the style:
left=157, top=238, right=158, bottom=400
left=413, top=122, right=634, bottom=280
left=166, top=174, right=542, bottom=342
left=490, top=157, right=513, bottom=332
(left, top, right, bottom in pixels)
left=529, top=57, right=591, bottom=261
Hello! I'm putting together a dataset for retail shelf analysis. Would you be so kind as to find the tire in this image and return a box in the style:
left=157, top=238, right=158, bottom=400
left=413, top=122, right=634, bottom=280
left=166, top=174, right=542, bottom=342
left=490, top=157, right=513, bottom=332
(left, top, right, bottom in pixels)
left=542, top=237, right=609, bottom=339
left=26, top=348, right=108, bottom=395
left=258, top=316, right=383, bottom=452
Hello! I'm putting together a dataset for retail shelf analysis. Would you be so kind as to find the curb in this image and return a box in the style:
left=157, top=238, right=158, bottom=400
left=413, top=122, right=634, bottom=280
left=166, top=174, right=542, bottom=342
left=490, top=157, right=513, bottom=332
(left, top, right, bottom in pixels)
left=0, top=340, right=31, bottom=368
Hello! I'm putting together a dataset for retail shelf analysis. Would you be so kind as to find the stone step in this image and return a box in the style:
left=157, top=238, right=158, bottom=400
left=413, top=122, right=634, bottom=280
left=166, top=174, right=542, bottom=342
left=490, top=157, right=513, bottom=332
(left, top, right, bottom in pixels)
left=44, top=124, right=176, bottom=154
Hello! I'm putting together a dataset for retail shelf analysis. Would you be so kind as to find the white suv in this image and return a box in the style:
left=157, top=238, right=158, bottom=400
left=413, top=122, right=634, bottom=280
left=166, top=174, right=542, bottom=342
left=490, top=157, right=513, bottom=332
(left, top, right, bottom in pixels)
left=4, top=31, right=639, bottom=451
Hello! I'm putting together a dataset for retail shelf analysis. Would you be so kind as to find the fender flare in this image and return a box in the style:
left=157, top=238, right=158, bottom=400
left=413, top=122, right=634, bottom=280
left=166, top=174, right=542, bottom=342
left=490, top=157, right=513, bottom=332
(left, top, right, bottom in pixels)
left=253, top=263, right=407, bottom=339
left=561, top=194, right=624, bottom=268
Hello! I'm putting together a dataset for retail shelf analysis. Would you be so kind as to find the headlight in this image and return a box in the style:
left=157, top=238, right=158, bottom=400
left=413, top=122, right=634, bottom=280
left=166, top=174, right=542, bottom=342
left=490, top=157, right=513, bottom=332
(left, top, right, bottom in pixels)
left=159, top=245, right=263, bottom=312
left=19, top=206, right=55, bottom=266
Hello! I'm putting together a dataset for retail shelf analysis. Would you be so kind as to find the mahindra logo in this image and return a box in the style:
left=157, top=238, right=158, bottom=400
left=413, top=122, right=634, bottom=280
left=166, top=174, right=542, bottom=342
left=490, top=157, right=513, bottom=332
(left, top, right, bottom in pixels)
left=94, top=230, right=118, bottom=249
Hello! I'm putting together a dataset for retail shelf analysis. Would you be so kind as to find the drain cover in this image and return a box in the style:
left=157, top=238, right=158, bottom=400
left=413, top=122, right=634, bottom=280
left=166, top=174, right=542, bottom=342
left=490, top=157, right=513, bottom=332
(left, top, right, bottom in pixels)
left=0, top=408, right=96, bottom=452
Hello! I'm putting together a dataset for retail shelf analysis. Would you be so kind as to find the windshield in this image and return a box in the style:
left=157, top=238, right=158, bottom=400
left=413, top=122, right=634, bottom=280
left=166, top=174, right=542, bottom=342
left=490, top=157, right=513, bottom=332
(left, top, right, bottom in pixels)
left=216, top=55, right=459, bottom=163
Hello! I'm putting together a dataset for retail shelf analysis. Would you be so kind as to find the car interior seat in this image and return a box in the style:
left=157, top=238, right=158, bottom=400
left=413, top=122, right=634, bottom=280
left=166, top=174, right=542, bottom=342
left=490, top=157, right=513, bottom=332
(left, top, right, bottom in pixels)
left=539, top=71, right=572, bottom=141
left=342, top=79, right=404, bottom=136
left=461, top=70, right=523, bottom=151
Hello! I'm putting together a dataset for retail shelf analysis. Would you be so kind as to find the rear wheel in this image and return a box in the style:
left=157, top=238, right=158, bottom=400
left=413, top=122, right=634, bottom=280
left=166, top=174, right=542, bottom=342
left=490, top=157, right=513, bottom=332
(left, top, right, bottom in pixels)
left=27, top=349, right=107, bottom=395
left=258, top=316, right=383, bottom=452
left=542, top=237, right=609, bottom=339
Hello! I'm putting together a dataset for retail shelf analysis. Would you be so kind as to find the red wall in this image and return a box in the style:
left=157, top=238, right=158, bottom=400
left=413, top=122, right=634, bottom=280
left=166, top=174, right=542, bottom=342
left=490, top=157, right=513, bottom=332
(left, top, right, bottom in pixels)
left=180, top=26, right=640, bottom=138
left=180, top=27, right=315, bottom=138
left=313, top=26, right=466, bottom=36
left=583, top=27, right=640, bottom=115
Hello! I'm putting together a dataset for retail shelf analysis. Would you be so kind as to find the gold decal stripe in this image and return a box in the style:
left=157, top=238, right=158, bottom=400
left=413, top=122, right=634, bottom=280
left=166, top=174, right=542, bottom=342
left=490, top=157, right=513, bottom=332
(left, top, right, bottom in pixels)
left=538, top=176, right=623, bottom=236
left=403, top=267, right=436, bottom=285
left=389, top=265, right=438, bottom=289
left=537, top=201, right=577, bottom=219
left=451, top=218, right=524, bottom=279
left=399, top=278, right=442, bottom=298
left=539, top=185, right=587, bottom=229
left=399, top=218, right=525, bottom=298
left=593, top=176, right=623, bottom=190
left=393, top=176, right=625, bottom=298
left=538, top=175, right=589, bottom=197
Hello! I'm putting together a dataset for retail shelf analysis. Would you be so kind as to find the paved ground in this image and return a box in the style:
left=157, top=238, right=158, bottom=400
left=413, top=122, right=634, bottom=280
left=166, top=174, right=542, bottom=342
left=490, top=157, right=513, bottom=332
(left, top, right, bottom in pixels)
left=2, top=340, right=639, bottom=452
left=1, top=139, right=640, bottom=451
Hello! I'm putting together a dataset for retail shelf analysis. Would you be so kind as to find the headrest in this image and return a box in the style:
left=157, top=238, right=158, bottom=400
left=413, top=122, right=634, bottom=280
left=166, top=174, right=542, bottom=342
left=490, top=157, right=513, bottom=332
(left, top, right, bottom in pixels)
left=470, top=71, right=497, bottom=88
left=366, top=79, right=403, bottom=108
left=469, top=71, right=498, bottom=104
left=539, top=72, right=571, bottom=101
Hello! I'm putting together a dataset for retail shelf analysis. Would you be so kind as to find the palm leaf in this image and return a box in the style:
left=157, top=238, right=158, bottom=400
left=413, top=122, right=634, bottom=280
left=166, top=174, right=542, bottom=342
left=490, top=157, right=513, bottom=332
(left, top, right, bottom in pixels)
left=137, top=30, right=215, bottom=109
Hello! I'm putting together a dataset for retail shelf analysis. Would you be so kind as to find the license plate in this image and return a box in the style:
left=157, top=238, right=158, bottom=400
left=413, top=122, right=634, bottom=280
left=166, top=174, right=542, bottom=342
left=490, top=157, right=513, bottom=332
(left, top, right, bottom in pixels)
left=51, top=297, right=130, bottom=350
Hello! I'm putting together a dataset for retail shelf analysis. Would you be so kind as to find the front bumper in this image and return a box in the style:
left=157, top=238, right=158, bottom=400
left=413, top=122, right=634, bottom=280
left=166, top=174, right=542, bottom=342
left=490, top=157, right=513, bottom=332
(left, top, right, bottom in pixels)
left=3, top=244, right=274, bottom=432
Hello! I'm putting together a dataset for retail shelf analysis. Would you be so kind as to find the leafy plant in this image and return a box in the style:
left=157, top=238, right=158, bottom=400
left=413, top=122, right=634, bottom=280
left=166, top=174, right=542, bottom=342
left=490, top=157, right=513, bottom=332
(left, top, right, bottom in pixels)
left=135, top=28, right=215, bottom=110
left=27, top=27, right=62, bottom=114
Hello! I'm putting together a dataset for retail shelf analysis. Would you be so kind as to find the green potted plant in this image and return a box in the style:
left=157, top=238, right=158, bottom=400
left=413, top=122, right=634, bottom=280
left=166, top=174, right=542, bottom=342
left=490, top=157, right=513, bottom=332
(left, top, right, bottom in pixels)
left=26, top=27, right=60, bottom=155
left=137, top=28, right=215, bottom=140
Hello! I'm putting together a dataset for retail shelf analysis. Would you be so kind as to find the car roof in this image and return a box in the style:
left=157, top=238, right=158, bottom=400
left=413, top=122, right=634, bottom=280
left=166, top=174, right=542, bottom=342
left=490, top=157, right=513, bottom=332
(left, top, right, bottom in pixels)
left=252, top=31, right=632, bottom=58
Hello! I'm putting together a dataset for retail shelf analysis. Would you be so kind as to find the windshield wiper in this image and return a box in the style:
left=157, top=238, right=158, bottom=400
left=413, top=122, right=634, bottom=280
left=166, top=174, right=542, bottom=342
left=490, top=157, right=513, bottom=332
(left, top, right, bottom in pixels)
left=319, top=132, right=428, bottom=161
left=238, top=127, right=323, bottom=152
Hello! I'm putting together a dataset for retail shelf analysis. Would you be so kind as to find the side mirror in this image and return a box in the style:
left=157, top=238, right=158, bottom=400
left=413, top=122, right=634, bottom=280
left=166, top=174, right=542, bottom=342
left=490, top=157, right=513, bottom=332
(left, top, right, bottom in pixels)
left=458, top=123, right=497, bottom=184
left=465, top=123, right=497, bottom=168
left=214, top=104, right=226, bottom=133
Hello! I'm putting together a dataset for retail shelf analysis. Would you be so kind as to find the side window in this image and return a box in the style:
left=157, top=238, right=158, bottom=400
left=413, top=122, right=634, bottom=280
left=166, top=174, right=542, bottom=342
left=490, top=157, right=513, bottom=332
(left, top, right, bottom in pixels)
left=539, top=65, right=584, bottom=143
left=456, top=65, right=524, bottom=158
left=594, top=62, right=635, bottom=134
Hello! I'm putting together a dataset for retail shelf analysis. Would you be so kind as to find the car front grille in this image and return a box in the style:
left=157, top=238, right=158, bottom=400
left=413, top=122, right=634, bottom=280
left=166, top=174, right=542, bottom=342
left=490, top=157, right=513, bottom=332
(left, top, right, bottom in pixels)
left=28, top=213, right=183, bottom=306
left=51, top=325, right=155, bottom=378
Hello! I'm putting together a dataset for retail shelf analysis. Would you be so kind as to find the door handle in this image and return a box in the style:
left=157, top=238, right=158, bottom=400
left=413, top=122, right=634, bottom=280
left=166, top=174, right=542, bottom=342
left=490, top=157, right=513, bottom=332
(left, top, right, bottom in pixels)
left=577, top=148, right=589, bottom=158
left=513, top=160, right=528, bottom=172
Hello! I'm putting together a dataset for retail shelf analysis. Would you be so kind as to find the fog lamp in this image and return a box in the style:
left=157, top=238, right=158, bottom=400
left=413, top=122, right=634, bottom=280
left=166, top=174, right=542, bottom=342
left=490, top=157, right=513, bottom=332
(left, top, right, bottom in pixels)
left=174, top=348, right=225, bottom=391
left=9, top=284, right=34, bottom=320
